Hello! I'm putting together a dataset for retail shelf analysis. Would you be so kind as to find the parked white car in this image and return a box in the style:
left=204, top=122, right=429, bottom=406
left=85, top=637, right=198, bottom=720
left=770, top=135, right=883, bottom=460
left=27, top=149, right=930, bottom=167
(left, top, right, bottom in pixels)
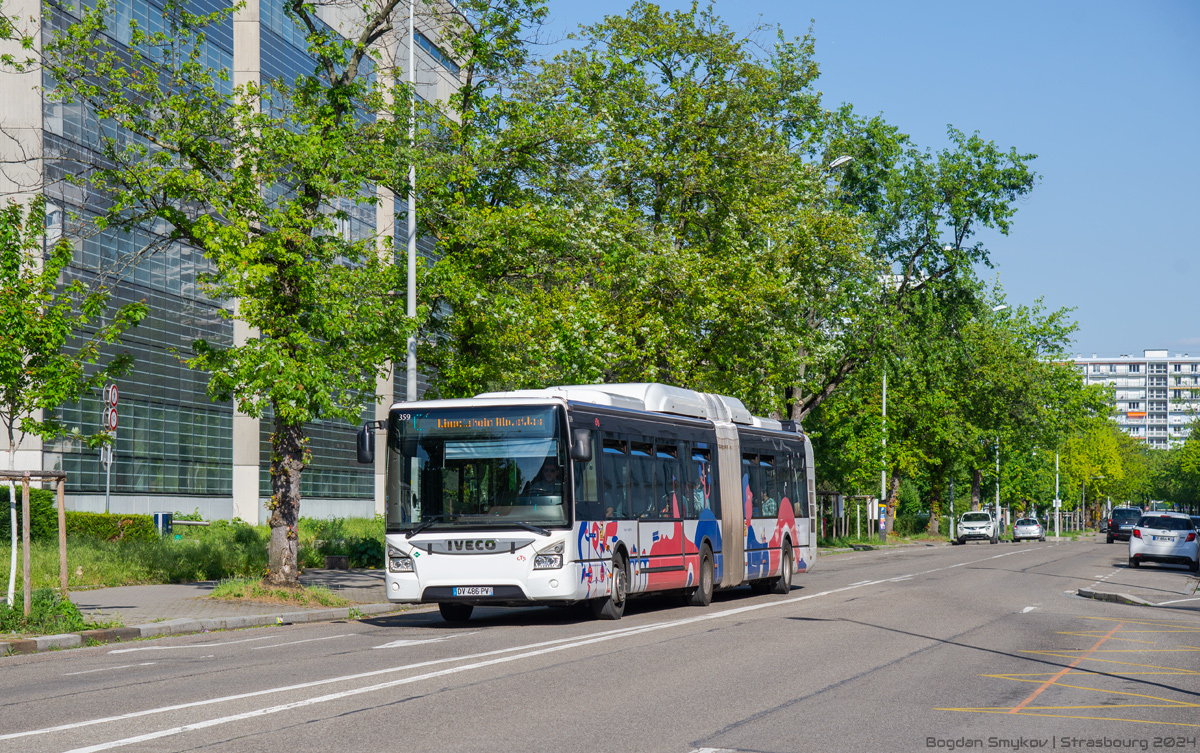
left=1128, top=512, right=1199, bottom=572
left=956, top=511, right=999, bottom=545
left=1012, top=518, right=1046, bottom=543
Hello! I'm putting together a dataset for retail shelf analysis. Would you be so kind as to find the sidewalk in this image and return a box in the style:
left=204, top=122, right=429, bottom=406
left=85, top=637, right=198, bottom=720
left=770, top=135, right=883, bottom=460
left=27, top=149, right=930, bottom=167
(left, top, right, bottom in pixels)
left=1, top=569, right=408, bottom=657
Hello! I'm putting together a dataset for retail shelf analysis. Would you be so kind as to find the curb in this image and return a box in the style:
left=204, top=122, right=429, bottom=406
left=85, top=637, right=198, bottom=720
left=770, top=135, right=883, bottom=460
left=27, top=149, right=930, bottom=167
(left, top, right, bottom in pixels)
left=1077, top=587, right=1155, bottom=607
left=1, top=602, right=403, bottom=656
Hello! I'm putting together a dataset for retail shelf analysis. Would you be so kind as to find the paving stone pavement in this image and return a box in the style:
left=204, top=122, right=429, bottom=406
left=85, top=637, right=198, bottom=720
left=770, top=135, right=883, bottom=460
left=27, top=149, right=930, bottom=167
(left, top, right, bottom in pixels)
left=71, top=569, right=389, bottom=627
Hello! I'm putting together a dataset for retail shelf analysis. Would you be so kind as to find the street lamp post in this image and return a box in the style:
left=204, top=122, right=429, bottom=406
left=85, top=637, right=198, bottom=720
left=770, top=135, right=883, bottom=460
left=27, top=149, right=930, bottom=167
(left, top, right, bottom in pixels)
left=989, top=304, right=1007, bottom=530
left=1054, top=451, right=1061, bottom=537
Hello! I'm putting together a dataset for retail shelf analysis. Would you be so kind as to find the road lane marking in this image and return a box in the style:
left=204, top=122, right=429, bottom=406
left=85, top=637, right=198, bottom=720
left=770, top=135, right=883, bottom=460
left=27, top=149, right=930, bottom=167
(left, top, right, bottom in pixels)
left=250, top=634, right=354, bottom=650
left=107, top=636, right=275, bottom=654
left=373, top=632, right=480, bottom=649
left=1007, top=622, right=1125, bottom=713
left=6, top=545, right=1046, bottom=747
left=1157, top=596, right=1200, bottom=605
left=1022, top=606, right=1037, bottom=613
left=65, top=663, right=156, bottom=677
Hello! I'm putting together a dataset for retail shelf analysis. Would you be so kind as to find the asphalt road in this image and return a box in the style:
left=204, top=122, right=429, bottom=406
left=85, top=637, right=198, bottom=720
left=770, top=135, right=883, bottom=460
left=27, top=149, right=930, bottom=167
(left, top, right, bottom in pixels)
left=2, top=539, right=1198, bottom=753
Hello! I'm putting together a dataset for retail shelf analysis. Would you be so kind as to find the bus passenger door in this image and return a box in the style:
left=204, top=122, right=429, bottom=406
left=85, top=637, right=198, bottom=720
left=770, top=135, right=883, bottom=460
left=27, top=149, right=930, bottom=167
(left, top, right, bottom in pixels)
left=633, top=442, right=686, bottom=592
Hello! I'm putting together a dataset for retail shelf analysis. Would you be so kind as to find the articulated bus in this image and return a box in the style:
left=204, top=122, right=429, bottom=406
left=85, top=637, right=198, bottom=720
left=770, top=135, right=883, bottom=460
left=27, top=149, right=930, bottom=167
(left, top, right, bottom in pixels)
left=357, top=383, right=816, bottom=622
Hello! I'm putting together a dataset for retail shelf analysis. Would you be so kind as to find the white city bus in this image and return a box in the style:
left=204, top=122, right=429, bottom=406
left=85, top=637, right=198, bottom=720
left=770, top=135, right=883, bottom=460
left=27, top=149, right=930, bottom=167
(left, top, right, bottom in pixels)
left=357, top=383, right=817, bottom=622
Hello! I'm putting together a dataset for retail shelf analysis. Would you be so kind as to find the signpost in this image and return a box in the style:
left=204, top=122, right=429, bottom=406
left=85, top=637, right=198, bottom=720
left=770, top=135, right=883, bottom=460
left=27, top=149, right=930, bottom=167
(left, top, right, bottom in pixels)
left=102, top=384, right=117, bottom=513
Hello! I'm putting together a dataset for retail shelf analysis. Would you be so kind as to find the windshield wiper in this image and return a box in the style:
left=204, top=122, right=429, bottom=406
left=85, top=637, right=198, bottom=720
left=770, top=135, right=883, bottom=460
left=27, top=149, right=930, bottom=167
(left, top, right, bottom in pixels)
left=510, top=521, right=551, bottom=536
left=405, top=516, right=444, bottom=539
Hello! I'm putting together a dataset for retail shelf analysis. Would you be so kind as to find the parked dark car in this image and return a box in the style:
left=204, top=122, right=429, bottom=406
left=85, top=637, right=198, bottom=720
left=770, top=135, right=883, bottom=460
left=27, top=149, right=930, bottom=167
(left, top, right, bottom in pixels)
left=1106, top=507, right=1143, bottom=544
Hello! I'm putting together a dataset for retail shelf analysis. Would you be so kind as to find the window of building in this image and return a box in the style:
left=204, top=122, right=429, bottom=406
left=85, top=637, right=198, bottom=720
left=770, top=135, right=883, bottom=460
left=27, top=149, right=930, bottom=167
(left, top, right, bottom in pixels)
left=416, top=31, right=461, bottom=76
left=1129, top=364, right=1141, bottom=373
left=1091, top=364, right=1101, bottom=373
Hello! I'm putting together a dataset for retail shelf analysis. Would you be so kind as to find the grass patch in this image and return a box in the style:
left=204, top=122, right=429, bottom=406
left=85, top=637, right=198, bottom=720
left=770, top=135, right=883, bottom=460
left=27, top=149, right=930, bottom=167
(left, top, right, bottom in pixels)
left=1, top=588, right=121, bottom=637
left=208, top=577, right=349, bottom=608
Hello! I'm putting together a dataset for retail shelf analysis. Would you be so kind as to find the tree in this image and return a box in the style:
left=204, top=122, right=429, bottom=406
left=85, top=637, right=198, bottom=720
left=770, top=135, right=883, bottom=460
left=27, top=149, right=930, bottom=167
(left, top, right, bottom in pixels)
left=417, top=1, right=872, bottom=417
left=43, top=0, right=412, bottom=585
left=1, top=196, right=146, bottom=601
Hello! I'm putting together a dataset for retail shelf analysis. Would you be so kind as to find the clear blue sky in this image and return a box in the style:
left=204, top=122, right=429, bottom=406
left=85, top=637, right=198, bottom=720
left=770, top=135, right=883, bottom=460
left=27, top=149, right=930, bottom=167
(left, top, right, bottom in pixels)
left=541, top=1, right=1200, bottom=359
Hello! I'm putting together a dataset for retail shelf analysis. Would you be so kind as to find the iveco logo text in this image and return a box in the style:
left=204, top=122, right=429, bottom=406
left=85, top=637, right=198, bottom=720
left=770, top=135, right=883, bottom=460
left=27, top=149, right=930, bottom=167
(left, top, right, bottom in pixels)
left=449, top=539, right=497, bottom=551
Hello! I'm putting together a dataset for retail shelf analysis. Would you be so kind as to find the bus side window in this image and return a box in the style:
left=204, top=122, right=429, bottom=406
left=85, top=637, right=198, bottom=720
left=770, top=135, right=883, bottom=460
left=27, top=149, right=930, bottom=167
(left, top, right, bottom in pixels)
left=630, top=441, right=655, bottom=518
left=656, top=443, right=679, bottom=518
left=602, top=438, right=629, bottom=519
left=742, top=453, right=757, bottom=517
left=573, top=430, right=600, bottom=521
left=691, top=447, right=715, bottom=518
left=793, top=451, right=809, bottom=518
left=760, top=455, right=779, bottom=517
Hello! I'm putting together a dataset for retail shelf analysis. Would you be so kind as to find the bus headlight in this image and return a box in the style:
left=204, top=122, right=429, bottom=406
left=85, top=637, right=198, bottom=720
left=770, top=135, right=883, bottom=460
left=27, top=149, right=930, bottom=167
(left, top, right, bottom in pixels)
left=387, top=545, right=414, bottom=573
left=533, top=541, right=564, bottom=570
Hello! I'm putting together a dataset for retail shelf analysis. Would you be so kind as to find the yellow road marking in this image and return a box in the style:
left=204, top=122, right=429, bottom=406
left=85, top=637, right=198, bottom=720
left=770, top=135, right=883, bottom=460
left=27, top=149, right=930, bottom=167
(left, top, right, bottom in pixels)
left=1009, top=622, right=1124, bottom=714
left=937, top=709, right=1200, bottom=728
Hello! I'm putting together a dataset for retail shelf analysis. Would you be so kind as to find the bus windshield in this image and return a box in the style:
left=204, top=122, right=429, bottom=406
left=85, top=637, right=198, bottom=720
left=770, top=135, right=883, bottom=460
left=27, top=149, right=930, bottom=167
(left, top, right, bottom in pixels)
left=385, top=405, right=569, bottom=532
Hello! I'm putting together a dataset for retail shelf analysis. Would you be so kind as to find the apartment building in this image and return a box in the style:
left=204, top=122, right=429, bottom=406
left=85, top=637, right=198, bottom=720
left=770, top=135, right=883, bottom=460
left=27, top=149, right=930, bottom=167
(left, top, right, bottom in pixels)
left=0, top=0, right=458, bottom=519
left=1073, top=350, right=1200, bottom=449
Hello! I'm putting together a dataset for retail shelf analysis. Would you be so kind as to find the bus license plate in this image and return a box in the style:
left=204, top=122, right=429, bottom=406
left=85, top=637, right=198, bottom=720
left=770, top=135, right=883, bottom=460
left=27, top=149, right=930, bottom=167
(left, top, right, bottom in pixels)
left=452, top=587, right=492, bottom=596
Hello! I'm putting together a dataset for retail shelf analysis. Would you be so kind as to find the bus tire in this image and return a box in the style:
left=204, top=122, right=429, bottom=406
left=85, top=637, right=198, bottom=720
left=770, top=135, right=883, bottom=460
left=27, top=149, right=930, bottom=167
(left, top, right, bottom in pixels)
left=771, top=542, right=793, bottom=595
left=686, top=545, right=714, bottom=607
left=439, top=603, right=473, bottom=623
left=591, top=552, right=628, bottom=620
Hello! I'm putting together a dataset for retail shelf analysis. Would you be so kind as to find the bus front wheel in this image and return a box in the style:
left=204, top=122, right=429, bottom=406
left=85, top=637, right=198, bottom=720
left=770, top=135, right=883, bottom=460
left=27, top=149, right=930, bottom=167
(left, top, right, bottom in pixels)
left=686, top=545, right=714, bottom=607
left=591, top=553, right=628, bottom=620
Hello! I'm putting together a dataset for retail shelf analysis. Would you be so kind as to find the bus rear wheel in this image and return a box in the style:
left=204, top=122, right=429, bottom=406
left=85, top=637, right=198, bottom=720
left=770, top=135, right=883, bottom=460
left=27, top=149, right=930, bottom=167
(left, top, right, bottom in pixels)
left=771, top=542, right=793, bottom=595
left=591, top=553, right=628, bottom=620
left=686, top=545, right=714, bottom=607
left=439, top=603, right=474, bottom=623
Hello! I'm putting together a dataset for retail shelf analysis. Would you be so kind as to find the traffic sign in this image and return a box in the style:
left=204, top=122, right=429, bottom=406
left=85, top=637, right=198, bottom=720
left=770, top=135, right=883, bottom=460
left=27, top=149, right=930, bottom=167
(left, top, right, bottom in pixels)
left=108, top=384, right=118, bottom=407
left=104, top=406, right=118, bottom=432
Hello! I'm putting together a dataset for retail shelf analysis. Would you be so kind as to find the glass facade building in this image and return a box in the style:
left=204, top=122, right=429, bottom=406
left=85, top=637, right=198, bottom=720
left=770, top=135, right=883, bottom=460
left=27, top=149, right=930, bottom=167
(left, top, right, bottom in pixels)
left=3, top=0, right=461, bottom=520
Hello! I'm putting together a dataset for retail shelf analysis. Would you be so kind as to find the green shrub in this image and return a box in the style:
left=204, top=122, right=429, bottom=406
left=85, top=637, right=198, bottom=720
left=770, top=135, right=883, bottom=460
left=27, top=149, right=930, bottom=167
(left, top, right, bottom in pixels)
left=65, top=511, right=158, bottom=542
left=0, top=485, right=60, bottom=542
left=0, top=588, right=115, bottom=635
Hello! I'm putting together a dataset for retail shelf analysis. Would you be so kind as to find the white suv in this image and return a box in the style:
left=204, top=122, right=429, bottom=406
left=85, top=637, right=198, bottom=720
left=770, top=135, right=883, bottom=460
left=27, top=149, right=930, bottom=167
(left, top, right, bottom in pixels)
left=956, top=511, right=999, bottom=545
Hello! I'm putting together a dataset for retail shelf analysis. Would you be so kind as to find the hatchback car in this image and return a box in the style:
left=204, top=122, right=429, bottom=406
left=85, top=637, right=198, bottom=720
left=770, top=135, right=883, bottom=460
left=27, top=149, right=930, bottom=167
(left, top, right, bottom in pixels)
left=956, top=511, right=998, bottom=545
left=1106, top=507, right=1143, bottom=544
left=1128, top=512, right=1199, bottom=572
left=1012, top=518, right=1045, bottom=543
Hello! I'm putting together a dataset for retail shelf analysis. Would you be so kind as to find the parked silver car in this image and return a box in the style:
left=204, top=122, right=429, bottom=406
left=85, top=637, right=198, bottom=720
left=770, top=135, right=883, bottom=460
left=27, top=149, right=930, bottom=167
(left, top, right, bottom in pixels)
left=1012, top=518, right=1045, bottom=543
left=1128, top=512, right=1199, bottom=572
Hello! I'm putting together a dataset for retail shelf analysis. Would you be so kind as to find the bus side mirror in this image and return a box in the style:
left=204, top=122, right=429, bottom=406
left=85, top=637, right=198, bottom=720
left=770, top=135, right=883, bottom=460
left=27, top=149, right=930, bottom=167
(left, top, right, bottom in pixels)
left=356, top=423, right=375, bottom=464
left=570, top=428, right=592, bottom=462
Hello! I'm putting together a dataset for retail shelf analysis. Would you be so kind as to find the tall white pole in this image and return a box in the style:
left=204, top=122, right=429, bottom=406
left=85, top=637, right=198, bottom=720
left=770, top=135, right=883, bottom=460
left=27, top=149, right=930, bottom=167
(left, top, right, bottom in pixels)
left=405, top=0, right=417, bottom=402
left=994, top=437, right=1000, bottom=522
left=1054, top=451, right=1060, bottom=538
left=880, top=369, right=887, bottom=501
left=879, top=369, right=887, bottom=541
left=6, top=479, right=15, bottom=606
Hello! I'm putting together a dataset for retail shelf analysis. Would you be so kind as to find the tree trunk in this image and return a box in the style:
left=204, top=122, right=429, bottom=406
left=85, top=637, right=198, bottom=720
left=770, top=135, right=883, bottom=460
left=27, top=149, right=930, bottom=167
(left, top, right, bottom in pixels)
left=884, top=469, right=901, bottom=537
left=927, top=466, right=946, bottom=535
left=266, top=413, right=306, bottom=587
left=970, top=469, right=982, bottom=512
